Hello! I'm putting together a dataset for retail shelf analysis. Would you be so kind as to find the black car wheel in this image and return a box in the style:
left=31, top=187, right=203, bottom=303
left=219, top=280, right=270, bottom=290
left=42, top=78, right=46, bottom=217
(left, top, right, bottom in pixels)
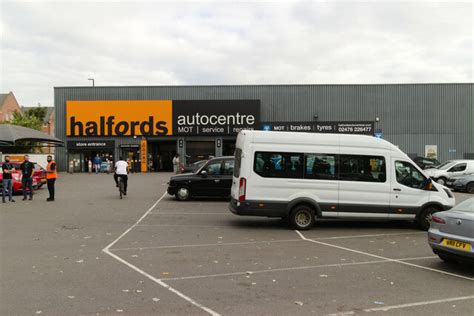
left=416, top=206, right=440, bottom=231
left=289, top=205, right=315, bottom=230
left=175, top=186, right=191, bottom=201
left=466, top=183, right=474, bottom=194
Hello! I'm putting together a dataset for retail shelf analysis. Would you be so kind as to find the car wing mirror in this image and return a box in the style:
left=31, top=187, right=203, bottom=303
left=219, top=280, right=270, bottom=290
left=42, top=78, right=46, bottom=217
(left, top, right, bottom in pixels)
left=200, top=170, right=208, bottom=177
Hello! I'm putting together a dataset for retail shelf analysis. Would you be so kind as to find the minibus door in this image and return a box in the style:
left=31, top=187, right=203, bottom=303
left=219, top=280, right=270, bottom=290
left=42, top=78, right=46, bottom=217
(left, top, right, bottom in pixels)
left=337, top=154, right=390, bottom=218
left=390, top=160, right=430, bottom=217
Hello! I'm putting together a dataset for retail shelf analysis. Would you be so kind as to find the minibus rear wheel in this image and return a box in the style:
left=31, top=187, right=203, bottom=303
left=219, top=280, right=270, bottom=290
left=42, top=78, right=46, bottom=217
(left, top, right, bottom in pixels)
left=416, top=206, right=440, bottom=231
left=289, top=205, right=315, bottom=230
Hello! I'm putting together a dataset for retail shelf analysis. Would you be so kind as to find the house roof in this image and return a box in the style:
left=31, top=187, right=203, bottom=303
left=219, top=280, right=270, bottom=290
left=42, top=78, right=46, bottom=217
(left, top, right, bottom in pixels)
left=44, top=107, right=54, bottom=121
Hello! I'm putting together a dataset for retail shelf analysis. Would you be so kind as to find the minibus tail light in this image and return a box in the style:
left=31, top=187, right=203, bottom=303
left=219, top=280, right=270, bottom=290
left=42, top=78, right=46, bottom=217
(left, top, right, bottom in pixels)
left=239, top=178, right=246, bottom=202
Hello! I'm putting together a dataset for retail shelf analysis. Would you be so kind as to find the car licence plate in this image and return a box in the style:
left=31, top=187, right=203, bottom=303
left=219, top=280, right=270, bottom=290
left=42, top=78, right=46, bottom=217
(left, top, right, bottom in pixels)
left=442, top=239, right=471, bottom=251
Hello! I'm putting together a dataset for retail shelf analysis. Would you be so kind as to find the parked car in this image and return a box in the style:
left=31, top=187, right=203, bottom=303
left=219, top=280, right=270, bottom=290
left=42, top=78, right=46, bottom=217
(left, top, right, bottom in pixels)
left=412, top=156, right=440, bottom=170
left=451, top=174, right=474, bottom=194
left=0, top=161, right=46, bottom=194
left=180, top=160, right=207, bottom=174
left=423, top=160, right=474, bottom=186
left=229, top=130, right=455, bottom=231
left=168, top=157, right=234, bottom=201
left=428, top=198, right=474, bottom=263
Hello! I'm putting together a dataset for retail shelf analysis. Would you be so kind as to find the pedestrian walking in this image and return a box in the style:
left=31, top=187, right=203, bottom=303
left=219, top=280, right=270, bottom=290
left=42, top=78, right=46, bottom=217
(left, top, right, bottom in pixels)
left=172, top=154, right=180, bottom=174
left=93, top=154, right=101, bottom=174
left=2, top=155, right=15, bottom=203
left=20, top=155, right=34, bottom=201
left=45, top=155, right=57, bottom=201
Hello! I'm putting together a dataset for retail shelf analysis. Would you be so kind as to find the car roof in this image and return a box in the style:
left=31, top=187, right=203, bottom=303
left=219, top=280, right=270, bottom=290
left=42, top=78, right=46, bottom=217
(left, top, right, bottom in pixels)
left=209, top=156, right=234, bottom=161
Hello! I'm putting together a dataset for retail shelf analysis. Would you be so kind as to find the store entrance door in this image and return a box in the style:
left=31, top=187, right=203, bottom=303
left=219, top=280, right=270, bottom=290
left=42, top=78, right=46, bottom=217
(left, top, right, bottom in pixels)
left=148, top=140, right=176, bottom=172
left=121, top=147, right=140, bottom=173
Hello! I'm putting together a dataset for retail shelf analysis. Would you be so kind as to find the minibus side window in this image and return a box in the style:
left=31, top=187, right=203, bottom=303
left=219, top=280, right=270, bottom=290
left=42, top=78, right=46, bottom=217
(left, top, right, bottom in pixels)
left=234, top=148, right=242, bottom=177
left=305, top=154, right=337, bottom=180
left=395, top=161, right=427, bottom=189
left=254, top=152, right=303, bottom=178
left=339, top=155, right=386, bottom=182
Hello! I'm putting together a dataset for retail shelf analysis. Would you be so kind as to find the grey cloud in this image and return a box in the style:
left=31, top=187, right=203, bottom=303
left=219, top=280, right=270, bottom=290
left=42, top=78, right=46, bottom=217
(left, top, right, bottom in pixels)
left=0, top=0, right=472, bottom=106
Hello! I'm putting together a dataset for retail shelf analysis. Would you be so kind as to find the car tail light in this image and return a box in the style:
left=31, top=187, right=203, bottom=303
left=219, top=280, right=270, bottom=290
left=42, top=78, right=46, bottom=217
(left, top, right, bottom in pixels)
left=431, top=215, right=446, bottom=224
left=239, top=177, right=246, bottom=202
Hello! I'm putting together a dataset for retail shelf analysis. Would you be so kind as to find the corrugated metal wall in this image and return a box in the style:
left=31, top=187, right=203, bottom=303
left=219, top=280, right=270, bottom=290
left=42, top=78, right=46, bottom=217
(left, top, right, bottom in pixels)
left=54, top=84, right=473, bottom=170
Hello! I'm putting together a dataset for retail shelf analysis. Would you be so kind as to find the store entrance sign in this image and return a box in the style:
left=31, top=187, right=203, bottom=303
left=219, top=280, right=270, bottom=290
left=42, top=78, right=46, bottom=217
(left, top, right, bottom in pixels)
left=67, top=140, right=115, bottom=150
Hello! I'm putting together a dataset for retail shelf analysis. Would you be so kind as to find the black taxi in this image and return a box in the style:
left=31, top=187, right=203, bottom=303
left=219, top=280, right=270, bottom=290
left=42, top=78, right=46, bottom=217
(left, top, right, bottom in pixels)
left=167, top=156, right=235, bottom=201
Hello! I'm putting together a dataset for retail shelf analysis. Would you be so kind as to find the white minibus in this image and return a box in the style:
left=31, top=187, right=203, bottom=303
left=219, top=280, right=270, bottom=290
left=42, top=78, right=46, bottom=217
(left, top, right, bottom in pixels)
left=229, top=130, right=455, bottom=230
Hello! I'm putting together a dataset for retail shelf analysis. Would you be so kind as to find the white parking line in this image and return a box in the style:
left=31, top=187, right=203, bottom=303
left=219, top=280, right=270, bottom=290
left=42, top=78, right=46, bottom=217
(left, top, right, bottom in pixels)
left=136, top=224, right=230, bottom=228
left=326, top=295, right=474, bottom=315
left=150, top=212, right=229, bottom=215
left=296, top=231, right=474, bottom=281
left=102, top=192, right=221, bottom=316
left=109, top=232, right=428, bottom=252
left=163, top=259, right=390, bottom=281
left=316, top=231, right=425, bottom=240
left=110, top=239, right=303, bottom=251
left=162, top=255, right=437, bottom=281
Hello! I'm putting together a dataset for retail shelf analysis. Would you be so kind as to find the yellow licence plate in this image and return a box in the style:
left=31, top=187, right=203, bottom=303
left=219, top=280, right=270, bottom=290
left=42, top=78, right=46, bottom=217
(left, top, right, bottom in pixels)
left=442, top=239, right=471, bottom=251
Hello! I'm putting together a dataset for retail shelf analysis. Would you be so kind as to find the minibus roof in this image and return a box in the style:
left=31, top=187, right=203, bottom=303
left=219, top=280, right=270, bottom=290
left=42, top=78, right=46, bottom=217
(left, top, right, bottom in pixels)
left=239, top=130, right=405, bottom=155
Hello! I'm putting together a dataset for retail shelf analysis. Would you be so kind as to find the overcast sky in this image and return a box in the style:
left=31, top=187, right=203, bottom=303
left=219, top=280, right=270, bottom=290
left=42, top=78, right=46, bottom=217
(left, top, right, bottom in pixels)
left=1, top=0, right=472, bottom=106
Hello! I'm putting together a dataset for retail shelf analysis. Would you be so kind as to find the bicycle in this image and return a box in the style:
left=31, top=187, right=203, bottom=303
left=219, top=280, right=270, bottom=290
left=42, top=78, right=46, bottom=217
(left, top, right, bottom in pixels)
left=117, top=176, right=125, bottom=199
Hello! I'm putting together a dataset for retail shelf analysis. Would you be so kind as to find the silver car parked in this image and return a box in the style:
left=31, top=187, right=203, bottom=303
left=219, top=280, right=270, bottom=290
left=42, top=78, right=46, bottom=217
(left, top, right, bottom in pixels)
left=428, top=198, right=474, bottom=263
left=451, top=174, right=474, bottom=193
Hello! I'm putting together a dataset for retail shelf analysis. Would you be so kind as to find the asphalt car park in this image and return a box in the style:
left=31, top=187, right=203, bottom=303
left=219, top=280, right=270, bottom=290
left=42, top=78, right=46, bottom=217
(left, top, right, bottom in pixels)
left=1, top=173, right=473, bottom=315
left=108, top=183, right=473, bottom=315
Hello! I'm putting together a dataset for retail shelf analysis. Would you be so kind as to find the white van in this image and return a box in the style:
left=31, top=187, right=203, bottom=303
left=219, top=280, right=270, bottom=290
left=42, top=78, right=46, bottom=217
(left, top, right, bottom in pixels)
left=423, top=160, right=474, bottom=186
left=229, top=130, right=455, bottom=231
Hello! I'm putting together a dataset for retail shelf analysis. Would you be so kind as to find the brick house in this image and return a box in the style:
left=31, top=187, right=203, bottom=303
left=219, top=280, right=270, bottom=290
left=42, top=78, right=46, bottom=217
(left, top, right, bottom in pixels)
left=0, top=92, right=22, bottom=122
left=42, top=107, right=55, bottom=136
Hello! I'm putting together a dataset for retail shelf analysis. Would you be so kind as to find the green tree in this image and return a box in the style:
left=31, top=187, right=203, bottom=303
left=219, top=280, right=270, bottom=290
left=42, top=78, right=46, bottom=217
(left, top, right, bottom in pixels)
left=8, top=110, right=43, bottom=130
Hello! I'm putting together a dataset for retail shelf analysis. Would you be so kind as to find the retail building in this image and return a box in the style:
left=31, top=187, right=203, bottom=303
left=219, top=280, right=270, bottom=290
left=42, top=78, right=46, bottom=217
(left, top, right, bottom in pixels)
left=54, top=84, right=473, bottom=172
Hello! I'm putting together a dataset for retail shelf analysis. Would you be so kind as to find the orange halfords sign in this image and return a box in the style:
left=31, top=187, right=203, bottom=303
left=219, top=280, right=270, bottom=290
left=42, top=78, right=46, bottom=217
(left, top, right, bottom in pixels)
left=66, top=100, right=172, bottom=136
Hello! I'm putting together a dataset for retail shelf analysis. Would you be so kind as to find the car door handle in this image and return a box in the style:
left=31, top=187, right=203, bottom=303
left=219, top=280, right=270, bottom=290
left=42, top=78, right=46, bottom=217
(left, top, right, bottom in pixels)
left=214, top=179, right=220, bottom=183
left=393, top=188, right=402, bottom=192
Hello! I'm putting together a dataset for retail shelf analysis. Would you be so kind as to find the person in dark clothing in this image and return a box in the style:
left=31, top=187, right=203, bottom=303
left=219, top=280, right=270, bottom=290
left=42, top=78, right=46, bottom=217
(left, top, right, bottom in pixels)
left=20, top=155, right=34, bottom=200
left=2, top=155, right=15, bottom=203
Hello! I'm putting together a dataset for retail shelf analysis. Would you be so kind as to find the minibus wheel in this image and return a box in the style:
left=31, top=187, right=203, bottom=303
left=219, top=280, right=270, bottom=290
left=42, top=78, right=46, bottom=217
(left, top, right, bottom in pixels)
left=416, top=206, right=440, bottom=231
left=175, top=186, right=191, bottom=201
left=289, top=205, right=315, bottom=230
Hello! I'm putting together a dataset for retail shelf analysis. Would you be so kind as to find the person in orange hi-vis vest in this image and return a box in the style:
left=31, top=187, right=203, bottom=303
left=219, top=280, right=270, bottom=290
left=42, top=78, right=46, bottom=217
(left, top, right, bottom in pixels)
left=45, top=155, right=57, bottom=201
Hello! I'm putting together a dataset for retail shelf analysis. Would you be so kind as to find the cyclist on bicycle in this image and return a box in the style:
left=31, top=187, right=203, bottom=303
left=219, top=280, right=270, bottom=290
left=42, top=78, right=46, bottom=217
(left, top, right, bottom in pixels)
left=114, top=157, right=129, bottom=195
